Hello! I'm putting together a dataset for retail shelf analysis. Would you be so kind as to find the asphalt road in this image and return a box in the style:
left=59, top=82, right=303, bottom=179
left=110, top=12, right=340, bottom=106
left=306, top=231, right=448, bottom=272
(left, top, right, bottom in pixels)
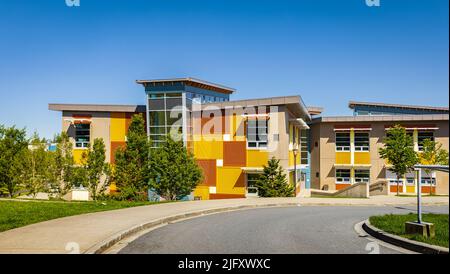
left=119, top=205, right=448, bottom=254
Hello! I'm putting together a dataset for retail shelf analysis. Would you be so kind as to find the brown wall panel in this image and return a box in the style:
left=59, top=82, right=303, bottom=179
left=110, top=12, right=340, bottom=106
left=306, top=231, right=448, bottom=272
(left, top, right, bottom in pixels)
left=110, top=141, right=126, bottom=164
left=196, top=159, right=217, bottom=186
left=223, top=141, right=246, bottom=167
left=209, top=193, right=246, bottom=199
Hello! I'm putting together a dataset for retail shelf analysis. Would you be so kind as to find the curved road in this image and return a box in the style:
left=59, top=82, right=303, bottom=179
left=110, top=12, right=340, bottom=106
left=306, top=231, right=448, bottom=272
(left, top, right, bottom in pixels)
left=119, top=205, right=448, bottom=254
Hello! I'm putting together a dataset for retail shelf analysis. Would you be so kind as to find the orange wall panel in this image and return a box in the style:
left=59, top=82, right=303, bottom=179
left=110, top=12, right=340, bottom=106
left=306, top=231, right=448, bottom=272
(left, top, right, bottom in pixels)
left=196, top=159, right=217, bottom=186
left=223, top=141, right=246, bottom=167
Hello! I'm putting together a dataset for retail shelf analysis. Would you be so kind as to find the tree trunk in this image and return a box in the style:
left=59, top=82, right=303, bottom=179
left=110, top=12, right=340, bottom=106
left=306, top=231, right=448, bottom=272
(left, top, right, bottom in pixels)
left=427, top=170, right=433, bottom=196
left=396, top=175, right=400, bottom=196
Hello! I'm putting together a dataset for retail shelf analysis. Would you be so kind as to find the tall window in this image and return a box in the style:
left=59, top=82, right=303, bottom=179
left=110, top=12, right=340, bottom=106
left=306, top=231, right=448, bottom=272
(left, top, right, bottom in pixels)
left=247, top=119, right=268, bottom=149
left=148, top=92, right=183, bottom=148
left=300, top=129, right=309, bottom=165
left=418, top=131, right=434, bottom=151
left=354, top=132, right=369, bottom=151
left=336, top=169, right=351, bottom=184
left=75, top=123, right=90, bottom=148
left=354, top=169, right=370, bottom=183
left=335, top=132, right=350, bottom=151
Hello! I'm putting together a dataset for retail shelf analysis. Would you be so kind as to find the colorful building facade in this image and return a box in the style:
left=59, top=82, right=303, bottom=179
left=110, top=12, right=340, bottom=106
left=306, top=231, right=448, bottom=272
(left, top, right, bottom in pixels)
left=49, top=78, right=449, bottom=198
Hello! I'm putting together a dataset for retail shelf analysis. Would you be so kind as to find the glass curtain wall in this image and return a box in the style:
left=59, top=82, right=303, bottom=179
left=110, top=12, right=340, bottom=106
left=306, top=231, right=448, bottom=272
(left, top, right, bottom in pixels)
left=148, top=92, right=184, bottom=148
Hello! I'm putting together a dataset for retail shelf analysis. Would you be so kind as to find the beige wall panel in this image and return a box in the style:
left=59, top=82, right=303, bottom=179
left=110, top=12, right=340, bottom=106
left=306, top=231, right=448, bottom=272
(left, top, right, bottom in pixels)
left=62, top=111, right=112, bottom=163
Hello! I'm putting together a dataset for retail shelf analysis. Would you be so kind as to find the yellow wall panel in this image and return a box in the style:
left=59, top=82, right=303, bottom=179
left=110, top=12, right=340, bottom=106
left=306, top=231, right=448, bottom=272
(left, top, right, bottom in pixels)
left=354, top=152, right=371, bottom=165
left=288, top=151, right=301, bottom=167
left=73, top=149, right=86, bottom=165
left=111, top=112, right=126, bottom=142
left=232, top=114, right=246, bottom=140
left=406, top=186, right=416, bottom=193
left=193, top=140, right=223, bottom=159
left=247, top=150, right=269, bottom=167
left=217, top=167, right=246, bottom=195
left=193, top=186, right=210, bottom=200
left=335, top=152, right=351, bottom=164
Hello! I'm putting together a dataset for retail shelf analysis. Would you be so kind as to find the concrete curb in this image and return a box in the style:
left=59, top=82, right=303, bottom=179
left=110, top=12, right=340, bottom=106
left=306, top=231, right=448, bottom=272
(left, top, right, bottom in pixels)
left=84, top=203, right=301, bottom=254
left=362, top=219, right=449, bottom=255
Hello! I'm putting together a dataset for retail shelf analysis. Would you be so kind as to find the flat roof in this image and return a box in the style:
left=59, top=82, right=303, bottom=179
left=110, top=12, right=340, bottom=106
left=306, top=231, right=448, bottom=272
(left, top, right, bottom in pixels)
left=306, top=106, right=324, bottom=115
left=136, top=77, right=236, bottom=95
left=312, top=114, right=449, bottom=123
left=49, top=104, right=146, bottom=113
left=348, top=101, right=449, bottom=112
left=201, top=95, right=311, bottom=121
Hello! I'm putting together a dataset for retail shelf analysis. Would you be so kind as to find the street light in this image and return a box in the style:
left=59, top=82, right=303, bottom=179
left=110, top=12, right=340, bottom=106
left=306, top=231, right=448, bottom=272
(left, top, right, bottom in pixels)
left=293, top=144, right=299, bottom=192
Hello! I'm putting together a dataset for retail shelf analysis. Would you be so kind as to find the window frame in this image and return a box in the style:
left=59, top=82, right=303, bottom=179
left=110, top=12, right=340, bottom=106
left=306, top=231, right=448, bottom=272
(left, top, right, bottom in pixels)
left=354, top=132, right=370, bottom=152
left=354, top=169, right=370, bottom=183
left=246, top=118, right=269, bottom=149
left=335, top=169, right=351, bottom=184
left=418, top=131, right=435, bottom=151
left=74, top=123, right=91, bottom=149
left=335, top=132, right=351, bottom=151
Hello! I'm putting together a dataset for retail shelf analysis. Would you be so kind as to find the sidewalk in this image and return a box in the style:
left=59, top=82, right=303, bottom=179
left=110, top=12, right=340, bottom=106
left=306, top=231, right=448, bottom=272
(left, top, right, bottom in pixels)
left=0, top=196, right=448, bottom=254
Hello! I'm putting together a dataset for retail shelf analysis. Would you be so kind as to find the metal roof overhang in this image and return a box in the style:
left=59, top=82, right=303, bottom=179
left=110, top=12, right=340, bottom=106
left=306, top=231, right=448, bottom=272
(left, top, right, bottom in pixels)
left=241, top=167, right=264, bottom=173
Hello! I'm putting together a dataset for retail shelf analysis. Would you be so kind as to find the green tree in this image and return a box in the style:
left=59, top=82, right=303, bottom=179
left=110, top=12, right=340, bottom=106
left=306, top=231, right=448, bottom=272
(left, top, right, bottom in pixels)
left=419, top=139, right=449, bottom=195
left=14, top=133, right=51, bottom=198
left=255, top=157, right=295, bottom=197
left=48, top=132, right=76, bottom=198
left=0, top=125, right=28, bottom=197
left=114, top=114, right=150, bottom=199
left=379, top=125, right=419, bottom=196
left=149, top=136, right=203, bottom=201
left=81, top=138, right=111, bottom=201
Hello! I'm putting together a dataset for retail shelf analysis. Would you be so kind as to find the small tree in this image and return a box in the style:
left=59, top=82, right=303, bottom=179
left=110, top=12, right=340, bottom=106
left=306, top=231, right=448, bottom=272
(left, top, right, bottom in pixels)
left=114, top=114, right=150, bottom=199
left=255, top=157, right=295, bottom=197
left=81, top=138, right=111, bottom=201
left=0, top=125, right=28, bottom=197
left=14, top=133, right=51, bottom=198
left=419, top=139, right=449, bottom=195
left=379, top=125, right=418, bottom=195
left=48, top=132, right=76, bottom=198
left=149, top=136, right=203, bottom=201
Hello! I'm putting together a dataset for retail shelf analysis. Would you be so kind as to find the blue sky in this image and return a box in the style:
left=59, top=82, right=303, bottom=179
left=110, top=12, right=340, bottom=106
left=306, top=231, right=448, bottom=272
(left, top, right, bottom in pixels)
left=0, top=0, right=448, bottom=139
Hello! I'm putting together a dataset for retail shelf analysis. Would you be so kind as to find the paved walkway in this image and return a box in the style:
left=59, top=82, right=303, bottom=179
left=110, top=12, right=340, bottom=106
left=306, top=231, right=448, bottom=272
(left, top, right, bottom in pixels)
left=0, top=196, right=447, bottom=254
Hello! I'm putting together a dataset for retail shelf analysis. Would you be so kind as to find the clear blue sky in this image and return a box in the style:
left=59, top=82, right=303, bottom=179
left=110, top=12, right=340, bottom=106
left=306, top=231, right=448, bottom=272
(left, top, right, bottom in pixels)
left=0, top=0, right=448, bottom=139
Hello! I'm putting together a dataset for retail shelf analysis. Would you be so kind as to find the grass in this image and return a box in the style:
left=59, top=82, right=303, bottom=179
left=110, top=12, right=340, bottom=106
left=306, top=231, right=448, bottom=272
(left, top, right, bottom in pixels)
left=0, top=199, right=168, bottom=232
left=369, top=213, right=449, bottom=248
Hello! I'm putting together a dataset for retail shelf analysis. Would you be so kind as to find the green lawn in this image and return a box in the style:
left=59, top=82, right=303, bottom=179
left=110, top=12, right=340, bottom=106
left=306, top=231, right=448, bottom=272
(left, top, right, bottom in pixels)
left=369, top=213, right=449, bottom=248
left=0, top=199, right=167, bottom=232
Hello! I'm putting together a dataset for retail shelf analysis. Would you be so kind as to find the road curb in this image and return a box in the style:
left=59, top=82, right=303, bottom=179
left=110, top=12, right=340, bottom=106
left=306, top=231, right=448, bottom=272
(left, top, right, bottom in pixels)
left=362, top=219, right=449, bottom=254
left=84, top=202, right=301, bottom=254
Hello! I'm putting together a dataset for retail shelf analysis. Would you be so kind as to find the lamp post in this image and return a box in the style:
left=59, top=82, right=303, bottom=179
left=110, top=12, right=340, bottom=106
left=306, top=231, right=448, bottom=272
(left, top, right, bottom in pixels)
left=293, top=145, right=299, bottom=192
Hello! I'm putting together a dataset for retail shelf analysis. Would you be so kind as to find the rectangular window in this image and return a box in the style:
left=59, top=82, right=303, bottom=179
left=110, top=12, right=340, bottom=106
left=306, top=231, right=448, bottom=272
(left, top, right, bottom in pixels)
left=247, top=119, right=268, bottom=149
left=356, top=110, right=369, bottom=116
left=421, top=176, right=436, bottom=186
left=300, top=129, right=309, bottom=165
left=75, top=123, right=90, bottom=148
left=335, top=132, right=350, bottom=151
left=418, top=131, right=434, bottom=151
left=354, top=132, right=369, bottom=151
left=246, top=174, right=260, bottom=194
left=354, top=169, right=370, bottom=183
left=336, top=169, right=351, bottom=184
